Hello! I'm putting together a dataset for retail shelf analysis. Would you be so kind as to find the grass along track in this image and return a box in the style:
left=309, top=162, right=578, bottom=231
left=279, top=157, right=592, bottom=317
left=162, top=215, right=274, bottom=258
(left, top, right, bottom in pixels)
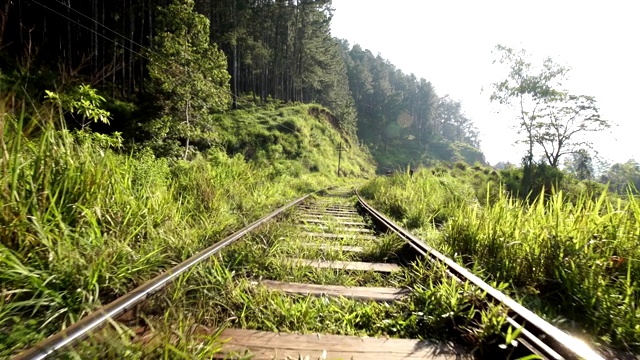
left=14, top=188, right=603, bottom=359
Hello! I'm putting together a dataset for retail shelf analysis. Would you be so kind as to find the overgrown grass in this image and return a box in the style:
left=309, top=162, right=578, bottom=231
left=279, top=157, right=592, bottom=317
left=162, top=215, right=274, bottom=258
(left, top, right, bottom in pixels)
left=214, top=103, right=375, bottom=178
left=0, top=96, right=519, bottom=359
left=361, top=169, right=640, bottom=352
left=47, top=192, right=516, bottom=358
left=70, top=247, right=508, bottom=358
left=0, top=101, right=366, bottom=357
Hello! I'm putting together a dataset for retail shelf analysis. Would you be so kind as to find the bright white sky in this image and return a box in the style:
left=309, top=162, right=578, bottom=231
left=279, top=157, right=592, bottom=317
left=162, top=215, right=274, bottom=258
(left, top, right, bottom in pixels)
left=330, top=0, right=640, bottom=166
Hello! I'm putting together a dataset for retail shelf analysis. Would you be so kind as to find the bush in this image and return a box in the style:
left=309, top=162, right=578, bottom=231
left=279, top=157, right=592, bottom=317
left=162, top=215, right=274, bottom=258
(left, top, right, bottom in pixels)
left=453, top=161, right=467, bottom=171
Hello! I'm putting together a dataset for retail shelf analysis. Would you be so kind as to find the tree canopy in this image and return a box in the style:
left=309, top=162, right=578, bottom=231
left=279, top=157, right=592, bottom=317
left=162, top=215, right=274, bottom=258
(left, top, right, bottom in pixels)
left=3, top=0, right=485, bottom=167
left=146, top=0, right=231, bottom=159
left=490, top=45, right=611, bottom=172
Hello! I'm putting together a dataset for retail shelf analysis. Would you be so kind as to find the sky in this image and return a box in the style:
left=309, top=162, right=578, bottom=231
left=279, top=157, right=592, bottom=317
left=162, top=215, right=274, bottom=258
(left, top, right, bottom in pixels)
left=329, top=0, right=640, bottom=166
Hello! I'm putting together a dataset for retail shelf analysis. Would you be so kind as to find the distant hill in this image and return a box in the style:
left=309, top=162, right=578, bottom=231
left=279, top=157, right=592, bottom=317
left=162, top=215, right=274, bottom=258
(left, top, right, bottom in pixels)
left=338, top=41, right=485, bottom=171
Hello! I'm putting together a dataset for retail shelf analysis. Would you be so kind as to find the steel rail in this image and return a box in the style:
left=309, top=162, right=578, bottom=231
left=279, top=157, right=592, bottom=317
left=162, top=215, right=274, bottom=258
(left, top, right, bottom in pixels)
left=13, top=192, right=315, bottom=360
left=356, top=191, right=603, bottom=360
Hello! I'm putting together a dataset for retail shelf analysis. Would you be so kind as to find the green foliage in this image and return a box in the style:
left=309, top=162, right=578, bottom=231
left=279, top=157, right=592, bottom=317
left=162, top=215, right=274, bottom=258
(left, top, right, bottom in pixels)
left=0, top=104, right=345, bottom=357
left=213, top=103, right=375, bottom=178
left=45, top=84, right=111, bottom=129
left=450, top=141, right=485, bottom=165
left=360, top=170, right=475, bottom=228
left=526, top=161, right=564, bottom=198
left=146, top=0, right=232, bottom=159
left=600, top=159, right=640, bottom=195
left=361, top=168, right=640, bottom=352
left=564, top=149, right=594, bottom=180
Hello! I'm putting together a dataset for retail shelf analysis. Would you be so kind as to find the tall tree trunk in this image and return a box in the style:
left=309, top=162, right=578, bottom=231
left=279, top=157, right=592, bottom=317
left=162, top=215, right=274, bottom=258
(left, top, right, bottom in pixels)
left=67, top=0, right=72, bottom=75
left=0, top=0, right=10, bottom=48
left=92, top=0, right=97, bottom=78
left=184, top=97, right=190, bottom=160
left=129, top=0, right=134, bottom=95
left=232, top=0, right=238, bottom=109
left=103, top=0, right=107, bottom=84
left=140, top=0, right=146, bottom=91
left=112, top=41, right=117, bottom=97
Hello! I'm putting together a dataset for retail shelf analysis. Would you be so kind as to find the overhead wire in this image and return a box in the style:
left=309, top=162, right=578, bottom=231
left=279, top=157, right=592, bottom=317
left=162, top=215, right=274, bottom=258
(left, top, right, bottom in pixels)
left=27, top=0, right=308, bottom=144
left=28, top=0, right=152, bottom=63
left=24, top=0, right=348, bottom=136
left=29, top=0, right=368, bottom=138
left=28, top=0, right=304, bottom=134
left=27, top=0, right=242, bottom=102
left=51, top=0, right=167, bottom=64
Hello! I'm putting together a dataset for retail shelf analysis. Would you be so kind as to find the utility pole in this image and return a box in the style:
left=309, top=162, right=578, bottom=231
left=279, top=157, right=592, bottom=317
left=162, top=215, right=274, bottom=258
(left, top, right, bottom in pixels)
left=336, top=142, right=346, bottom=176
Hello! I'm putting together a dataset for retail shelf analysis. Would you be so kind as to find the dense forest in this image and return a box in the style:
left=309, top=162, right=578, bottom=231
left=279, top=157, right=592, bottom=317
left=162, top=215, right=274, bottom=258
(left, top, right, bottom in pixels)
left=1, top=0, right=483, bottom=168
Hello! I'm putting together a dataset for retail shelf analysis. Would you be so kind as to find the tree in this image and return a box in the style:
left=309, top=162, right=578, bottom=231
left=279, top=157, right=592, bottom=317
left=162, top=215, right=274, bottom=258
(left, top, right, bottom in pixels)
left=490, top=45, right=568, bottom=192
left=564, top=149, right=594, bottom=180
left=413, top=79, right=438, bottom=150
left=535, top=94, right=609, bottom=167
left=147, top=0, right=231, bottom=159
left=490, top=44, right=611, bottom=194
left=600, top=160, right=640, bottom=193
left=435, top=96, right=480, bottom=147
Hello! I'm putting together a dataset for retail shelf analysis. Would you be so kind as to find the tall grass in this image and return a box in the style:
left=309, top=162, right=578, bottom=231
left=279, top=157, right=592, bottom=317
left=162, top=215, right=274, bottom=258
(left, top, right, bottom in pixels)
left=0, top=101, right=353, bottom=356
left=444, top=189, right=640, bottom=349
left=28, top=189, right=513, bottom=358
left=361, top=169, right=640, bottom=351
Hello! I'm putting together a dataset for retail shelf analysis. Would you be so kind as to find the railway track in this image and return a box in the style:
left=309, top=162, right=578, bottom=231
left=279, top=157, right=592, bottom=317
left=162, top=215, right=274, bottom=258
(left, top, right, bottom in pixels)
left=14, top=188, right=603, bottom=359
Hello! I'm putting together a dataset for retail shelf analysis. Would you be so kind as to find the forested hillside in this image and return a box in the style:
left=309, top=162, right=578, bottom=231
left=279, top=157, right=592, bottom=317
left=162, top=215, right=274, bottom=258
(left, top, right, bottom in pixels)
left=1, top=0, right=484, bottom=167
left=340, top=42, right=483, bottom=169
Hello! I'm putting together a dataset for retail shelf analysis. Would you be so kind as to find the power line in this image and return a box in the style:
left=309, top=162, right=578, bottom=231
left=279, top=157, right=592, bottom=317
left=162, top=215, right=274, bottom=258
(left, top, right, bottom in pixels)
left=27, top=0, right=302, bottom=133
left=51, top=0, right=166, bottom=63
left=39, top=3, right=302, bottom=137
left=28, top=0, right=240, bottom=101
left=28, top=0, right=152, bottom=63
left=11, top=1, right=355, bottom=143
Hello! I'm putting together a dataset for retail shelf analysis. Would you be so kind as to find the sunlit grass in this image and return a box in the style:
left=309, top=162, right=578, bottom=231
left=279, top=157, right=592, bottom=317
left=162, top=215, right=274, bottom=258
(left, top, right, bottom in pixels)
left=36, top=184, right=512, bottom=358
left=1, top=99, right=517, bottom=358
left=361, top=169, right=640, bottom=352
left=0, top=102, right=362, bottom=357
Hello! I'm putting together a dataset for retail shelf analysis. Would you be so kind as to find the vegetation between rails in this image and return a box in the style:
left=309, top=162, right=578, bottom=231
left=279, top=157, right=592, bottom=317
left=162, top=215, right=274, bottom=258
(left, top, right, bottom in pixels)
left=58, top=201, right=517, bottom=359
left=360, top=168, right=640, bottom=353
